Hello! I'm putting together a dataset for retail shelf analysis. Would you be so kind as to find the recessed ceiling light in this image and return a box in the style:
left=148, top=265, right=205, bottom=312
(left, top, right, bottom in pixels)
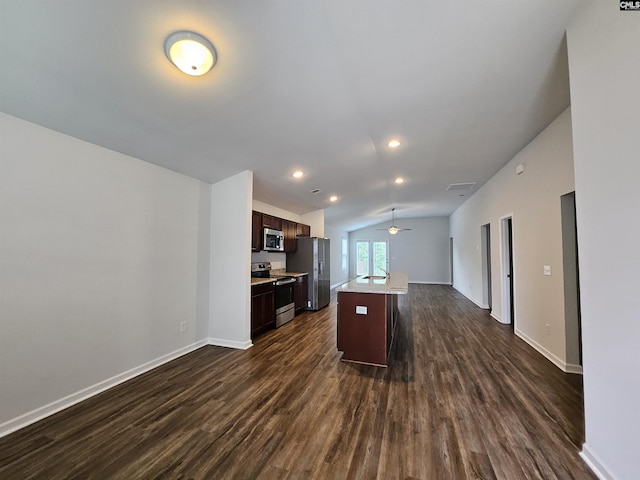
left=292, top=170, right=304, bottom=178
left=388, top=139, right=401, bottom=148
left=395, top=177, right=404, bottom=184
left=329, top=195, right=338, bottom=202
left=164, top=31, right=217, bottom=76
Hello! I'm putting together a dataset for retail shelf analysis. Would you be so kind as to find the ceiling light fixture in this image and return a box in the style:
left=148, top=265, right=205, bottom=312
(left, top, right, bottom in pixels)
left=292, top=170, right=304, bottom=178
left=164, top=31, right=217, bottom=76
left=329, top=195, right=338, bottom=202
left=376, top=208, right=412, bottom=235
left=388, top=139, right=401, bottom=148
left=395, top=177, right=404, bottom=184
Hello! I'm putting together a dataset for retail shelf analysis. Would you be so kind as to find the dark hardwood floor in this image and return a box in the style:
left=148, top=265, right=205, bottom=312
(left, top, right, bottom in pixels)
left=0, top=284, right=595, bottom=479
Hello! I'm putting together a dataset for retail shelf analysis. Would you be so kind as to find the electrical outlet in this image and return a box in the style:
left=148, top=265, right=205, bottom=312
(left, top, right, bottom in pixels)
left=180, top=321, right=187, bottom=333
left=545, top=323, right=550, bottom=336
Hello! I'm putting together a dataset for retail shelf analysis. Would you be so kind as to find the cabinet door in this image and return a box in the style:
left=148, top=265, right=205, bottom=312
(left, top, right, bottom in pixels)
left=251, top=283, right=275, bottom=338
left=262, top=214, right=282, bottom=231
left=295, top=275, right=308, bottom=312
left=283, top=219, right=297, bottom=253
left=296, top=223, right=311, bottom=237
left=252, top=211, right=262, bottom=251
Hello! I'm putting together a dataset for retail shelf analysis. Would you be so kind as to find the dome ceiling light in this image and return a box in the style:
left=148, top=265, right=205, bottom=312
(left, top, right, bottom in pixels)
left=164, top=31, right=217, bottom=76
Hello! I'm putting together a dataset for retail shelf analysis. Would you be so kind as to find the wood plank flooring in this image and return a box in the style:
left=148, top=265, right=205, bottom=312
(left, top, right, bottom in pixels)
left=0, top=284, right=595, bottom=479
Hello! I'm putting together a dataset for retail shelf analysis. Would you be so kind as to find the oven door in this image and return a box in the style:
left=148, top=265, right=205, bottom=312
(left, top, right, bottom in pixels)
left=274, top=278, right=295, bottom=309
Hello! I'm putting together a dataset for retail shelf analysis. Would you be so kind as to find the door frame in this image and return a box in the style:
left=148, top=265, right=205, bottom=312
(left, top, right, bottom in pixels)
left=354, top=239, right=389, bottom=277
left=481, top=223, right=492, bottom=310
left=499, top=214, right=515, bottom=327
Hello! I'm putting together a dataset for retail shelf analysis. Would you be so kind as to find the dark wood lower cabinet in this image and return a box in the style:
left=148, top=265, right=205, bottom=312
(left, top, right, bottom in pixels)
left=337, top=291, right=398, bottom=367
left=251, top=282, right=275, bottom=338
left=294, top=274, right=308, bottom=313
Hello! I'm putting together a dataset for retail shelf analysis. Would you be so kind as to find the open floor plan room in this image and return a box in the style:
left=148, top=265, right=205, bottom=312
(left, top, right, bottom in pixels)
left=0, top=285, right=594, bottom=479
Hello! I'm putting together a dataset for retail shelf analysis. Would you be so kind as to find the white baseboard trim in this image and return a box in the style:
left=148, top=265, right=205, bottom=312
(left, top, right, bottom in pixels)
left=490, top=311, right=501, bottom=322
left=515, top=328, right=578, bottom=374
left=565, top=363, right=583, bottom=375
left=208, top=337, right=253, bottom=350
left=452, top=285, right=489, bottom=310
left=580, top=443, right=615, bottom=480
left=0, top=339, right=208, bottom=438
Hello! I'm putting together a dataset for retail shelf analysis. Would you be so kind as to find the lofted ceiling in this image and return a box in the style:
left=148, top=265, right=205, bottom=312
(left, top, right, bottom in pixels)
left=0, top=0, right=582, bottom=231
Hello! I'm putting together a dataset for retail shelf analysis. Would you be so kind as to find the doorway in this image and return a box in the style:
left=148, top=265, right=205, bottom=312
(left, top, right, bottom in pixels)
left=355, top=240, right=389, bottom=276
left=561, top=192, right=583, bottom=372
left=500, top=215, right=515, bottom=328
left=481, top=224, right=492, bottom=310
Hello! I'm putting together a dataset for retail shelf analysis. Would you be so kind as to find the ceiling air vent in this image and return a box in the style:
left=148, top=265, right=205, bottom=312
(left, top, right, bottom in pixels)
left=447, top=182, right=477, bottom=191
left=310, top=188, right=322, bottom=195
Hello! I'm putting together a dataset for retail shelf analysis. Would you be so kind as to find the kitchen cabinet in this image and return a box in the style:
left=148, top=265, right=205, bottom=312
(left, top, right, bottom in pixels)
left=250, top=210, right=311, bottom=252
left=251, top=281, right=275, bottom=338
left=296, top=223, right=311, bottom=237
left=252, top=211, right=262, bottom=252
left=337, top=291, right=397, bottom=367
left=282, top=219, right=297, bottom=253
left=262, top=214, right=282, bottom=231
left=294, top=274, right=308, bottom=313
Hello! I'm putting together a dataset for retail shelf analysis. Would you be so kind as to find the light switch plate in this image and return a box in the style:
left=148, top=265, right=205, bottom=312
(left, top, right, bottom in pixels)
left=355, top=306, right=367, bottom=315
left=544, top=265, right=552, bottom=276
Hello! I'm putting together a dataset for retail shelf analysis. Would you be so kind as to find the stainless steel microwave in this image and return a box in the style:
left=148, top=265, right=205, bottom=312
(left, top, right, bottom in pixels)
left=263, top=227, right=285, bottom=252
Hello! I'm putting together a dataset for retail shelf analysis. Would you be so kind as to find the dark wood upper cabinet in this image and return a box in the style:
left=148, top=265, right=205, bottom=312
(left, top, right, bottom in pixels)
left=262, top=214, right=282, bottom=231
left=251, top=211, right=262, bottom=252
left=296, top=223, right=311, bottom=237
left=250, top=210, right=311, bottom=252
left=282, top=219, right=297, bottom=253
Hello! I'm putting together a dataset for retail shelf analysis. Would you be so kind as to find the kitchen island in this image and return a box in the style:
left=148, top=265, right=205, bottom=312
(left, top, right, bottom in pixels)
left=336, top=273, right=408, bottom=367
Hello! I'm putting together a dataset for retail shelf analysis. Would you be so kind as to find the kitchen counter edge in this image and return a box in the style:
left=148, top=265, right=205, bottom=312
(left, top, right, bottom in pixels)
left=336, top=272, right=408, bottom=295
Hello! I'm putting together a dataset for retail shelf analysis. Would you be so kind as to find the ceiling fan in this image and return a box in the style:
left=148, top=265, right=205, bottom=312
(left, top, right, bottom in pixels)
left=377, top=208, right=412, bottom=235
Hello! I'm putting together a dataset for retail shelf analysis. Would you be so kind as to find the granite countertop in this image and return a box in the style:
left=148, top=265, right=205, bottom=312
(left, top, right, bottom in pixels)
left=251, top=271, right=308, bottom=287
left=270, top=270, right=308, bottom=278
left=336, top=272, right=408, bottom=295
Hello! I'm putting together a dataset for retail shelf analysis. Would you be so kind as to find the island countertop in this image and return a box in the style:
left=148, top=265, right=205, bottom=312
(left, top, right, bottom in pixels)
left=336, top=272, right=408, bottom=295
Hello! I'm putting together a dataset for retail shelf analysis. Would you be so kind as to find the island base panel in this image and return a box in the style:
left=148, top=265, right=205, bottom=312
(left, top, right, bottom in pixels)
left=337, top=291, right=389, bottom=366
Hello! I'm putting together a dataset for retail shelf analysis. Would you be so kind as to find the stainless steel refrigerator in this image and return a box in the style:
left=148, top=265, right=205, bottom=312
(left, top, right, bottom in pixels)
left=287, top=237, right=330, bottom=310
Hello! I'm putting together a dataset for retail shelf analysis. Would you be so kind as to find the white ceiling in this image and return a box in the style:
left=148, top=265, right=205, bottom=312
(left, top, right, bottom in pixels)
left=0, top=0, right=582, bottom=231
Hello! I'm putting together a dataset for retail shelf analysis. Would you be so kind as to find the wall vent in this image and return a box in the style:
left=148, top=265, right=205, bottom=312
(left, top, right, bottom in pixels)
left=447, top=182, right=477, bottom=191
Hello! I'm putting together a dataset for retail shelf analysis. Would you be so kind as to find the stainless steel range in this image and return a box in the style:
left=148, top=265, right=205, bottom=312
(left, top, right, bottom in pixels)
left=251, top=262, right=296, bottom=328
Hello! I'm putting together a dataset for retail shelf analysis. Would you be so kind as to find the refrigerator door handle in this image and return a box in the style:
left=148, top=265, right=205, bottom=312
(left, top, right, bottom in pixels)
left=319, top=261, right=323, bottom=275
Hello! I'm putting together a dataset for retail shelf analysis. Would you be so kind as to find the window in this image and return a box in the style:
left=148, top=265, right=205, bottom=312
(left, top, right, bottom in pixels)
left=341, top=238, right=348, bottom=272
left=356, top=240, right=388, bottom=276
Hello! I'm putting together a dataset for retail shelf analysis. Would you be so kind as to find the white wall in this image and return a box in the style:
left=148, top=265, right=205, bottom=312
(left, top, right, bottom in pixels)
left=567, top=4, right=640, bottom=479
left=252, top=200, right=303, bottom=223
left=209, top=171, right=253, bottom=349
left=450, top=108, right=575, bottom=371
left=301, top=209, right=325, bottom=238
left=324, top=223, right=350, bottom=288
left=349, top=217, right=450, bottom=283
left=0, top=113, right=210, bottom=433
